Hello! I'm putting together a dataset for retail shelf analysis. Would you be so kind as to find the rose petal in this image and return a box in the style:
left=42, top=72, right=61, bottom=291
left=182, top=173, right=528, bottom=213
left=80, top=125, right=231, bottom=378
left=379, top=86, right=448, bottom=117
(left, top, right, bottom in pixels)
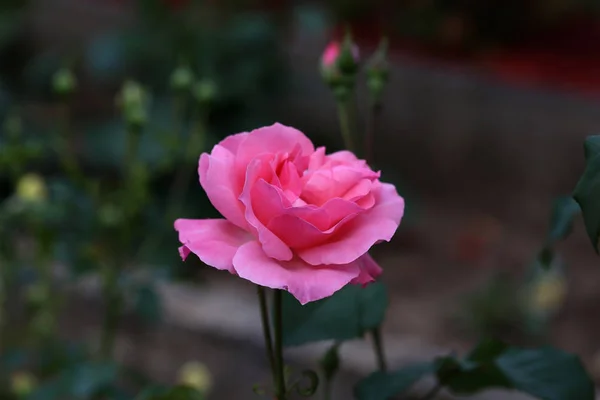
left=239, top=159, right=294, bottom=261
left=297, top=183, right=405, bottom=265
left=233, top=241, right=361, bottom=304
left=237, top=123, right=315, bottom=165
left=199, top=148, right=247, bottom=229
left=350, top=253, right=383, bottom=286
left=219, top=131, right=248, bottom=154
left=174, top=218, right=251, bottom=273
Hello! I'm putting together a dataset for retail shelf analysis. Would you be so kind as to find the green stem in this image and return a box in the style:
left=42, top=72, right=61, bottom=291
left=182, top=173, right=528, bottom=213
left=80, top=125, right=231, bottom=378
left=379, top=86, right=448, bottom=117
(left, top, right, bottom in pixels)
left=273, top=289, right=287, bottom=399
left=336, top=100, right=355, bottom=152
left=365, top=101, right=381, bottom=164
left=371, top=327, right=388, bottom=372
left=99, top=263, right=123, bottom=360
left=257, top=286, right=276, bottom=385
left=322, top=379, right=332, bottom=400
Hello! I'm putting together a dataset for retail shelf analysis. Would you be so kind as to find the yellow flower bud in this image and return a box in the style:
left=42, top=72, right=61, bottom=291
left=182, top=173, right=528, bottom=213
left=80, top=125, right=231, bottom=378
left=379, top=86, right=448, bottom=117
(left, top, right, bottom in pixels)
left=530, top=273, right=567, bottom=313
left=11, top=372, right=37, bottom=397
left=177, top=361, right=212, bottom=393
left=15, top=173, right=47, bottom=203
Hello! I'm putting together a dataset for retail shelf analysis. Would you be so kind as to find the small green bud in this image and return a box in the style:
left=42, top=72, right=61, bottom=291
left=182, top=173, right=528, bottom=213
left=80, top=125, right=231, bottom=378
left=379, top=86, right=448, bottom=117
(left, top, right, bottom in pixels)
left=366, top=38, right=390, bottom=105
left=117, top=80, right=149, bottom=127
left=52, top=67, right=77, bottom=96
left=192, top=79, right=217, bottom=105
left=336, top=33, right=360, bottom=75
left=170, top=65, right=195, bottom=92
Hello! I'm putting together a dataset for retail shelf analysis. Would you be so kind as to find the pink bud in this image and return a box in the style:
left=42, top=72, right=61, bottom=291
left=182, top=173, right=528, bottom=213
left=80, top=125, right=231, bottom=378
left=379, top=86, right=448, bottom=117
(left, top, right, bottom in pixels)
left=321, top=40, right=359, bottom=69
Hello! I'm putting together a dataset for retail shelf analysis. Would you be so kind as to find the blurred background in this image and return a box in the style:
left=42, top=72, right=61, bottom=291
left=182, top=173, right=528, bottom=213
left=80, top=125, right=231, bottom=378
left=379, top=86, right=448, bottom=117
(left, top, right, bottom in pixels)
left=2, top=0, right=600, bottom=398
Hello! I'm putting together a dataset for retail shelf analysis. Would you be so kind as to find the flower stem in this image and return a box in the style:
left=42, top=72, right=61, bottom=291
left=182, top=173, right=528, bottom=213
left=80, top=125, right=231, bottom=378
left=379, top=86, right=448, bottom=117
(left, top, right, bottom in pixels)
left=365, top=100, right=381, bottom=164
left=99, top=262, right=123, bottom=360
left=336, top=100, right=355, bottom=152
left=371, top=327, right=388, bottom=371
left=257, top=286, right=276, bottom=384
left=273, top=289, right=287, bottom=399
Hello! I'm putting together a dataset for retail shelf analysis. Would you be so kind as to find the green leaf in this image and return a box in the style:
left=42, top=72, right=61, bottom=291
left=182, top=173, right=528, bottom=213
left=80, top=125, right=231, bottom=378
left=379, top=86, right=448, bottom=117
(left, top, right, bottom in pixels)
left=435, top=340, right=594, bottom=400
left=546, top=197, right=580, bottom=244
left=353, top=362, right=434, bottom=400
left=281, top=282, right=388, bottom=346
left=573, top=135, right=600, bottom=252
left=583, top=135, right=600, bottom=161
left=29, top=361, right=118, bottom=400
left=496, top=347, right=594, bottom=400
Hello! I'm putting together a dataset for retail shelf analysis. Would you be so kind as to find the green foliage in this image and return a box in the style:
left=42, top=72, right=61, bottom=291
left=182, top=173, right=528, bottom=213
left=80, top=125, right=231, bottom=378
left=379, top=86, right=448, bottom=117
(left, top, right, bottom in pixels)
left=354, top=339, right=593, bottom=400
left=354, top=362, right=434, bottom=400
left=574, top=135, right=600, bottom=252
left=281, top=282, right=387, bottom=346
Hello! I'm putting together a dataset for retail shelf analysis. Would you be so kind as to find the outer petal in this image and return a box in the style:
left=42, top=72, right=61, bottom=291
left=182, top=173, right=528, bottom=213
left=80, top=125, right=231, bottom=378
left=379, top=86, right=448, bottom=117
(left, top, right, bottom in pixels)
left=350, top=253, right=383, bottom=286
left=199, top=148, right=247, bottom=229
left=236, top=123, right=315, bottom=164
left=297, top=183, right=405, bottom=265
left=233, top=241, right=361, bottom=304
left=174, top=218, right=251, bottom=273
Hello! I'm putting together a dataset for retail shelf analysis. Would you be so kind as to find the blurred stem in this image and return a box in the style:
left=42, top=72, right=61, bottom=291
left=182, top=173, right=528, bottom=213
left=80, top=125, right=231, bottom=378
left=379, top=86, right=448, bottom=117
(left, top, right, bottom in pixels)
left=257, top=286, right=276, bottom=385
left=273, top=289, right=287, bottom=400
left=371, top=327, right=387, bottom=372
left=135, top=106, right=207, bottom=262
left=336, top=95, right=389, bottom=374
left=365, top=100, right=382, bottom=164
left=0, top=260, right=6, bottom=353
left=99, top=262, right=123, bottom=360
left=57, top=102, right=84, bottom=186
left=322, top=380, right=332, bottom=400
left=165, top=108, right=206, bottom=221
left=336, top=100, right=355, bottom=152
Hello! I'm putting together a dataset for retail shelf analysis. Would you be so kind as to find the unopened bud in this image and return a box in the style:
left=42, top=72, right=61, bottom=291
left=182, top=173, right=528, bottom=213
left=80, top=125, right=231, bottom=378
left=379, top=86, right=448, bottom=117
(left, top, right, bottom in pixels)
left=170, top=65, right=194, bottom=92
left=117, top=80, right=149, bottom=128
left=178, top=361, right=213, bottom=393
left=366, top=38, right=390, bottom=104
left=15, top=173, right=47, bottom=204
left=52, top=67, right=77, bottom=96
left=11, top=372, right=37, bottom=397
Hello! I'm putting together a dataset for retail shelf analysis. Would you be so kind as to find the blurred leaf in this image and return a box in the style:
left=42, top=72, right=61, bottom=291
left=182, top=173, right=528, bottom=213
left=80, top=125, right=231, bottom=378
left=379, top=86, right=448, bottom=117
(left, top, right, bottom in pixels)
left=354, top=362, right=434, bottom=400
left=574, top=135, right=600, bottom=253
left=435, top=339, right=594, bottom=400
left=497, top=347, right=593, bottom=400
left=29, top=361, right=118, bottom=400
left=281, top=282, right=387, bottom=346
left=546, top=197, right=580, bottom=244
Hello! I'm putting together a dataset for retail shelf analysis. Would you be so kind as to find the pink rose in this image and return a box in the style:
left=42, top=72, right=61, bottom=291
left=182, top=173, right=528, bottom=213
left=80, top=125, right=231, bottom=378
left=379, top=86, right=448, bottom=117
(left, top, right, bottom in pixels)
left=321, top=40, right=360, bottom=69
left=174, top=123, right=404, bottom=304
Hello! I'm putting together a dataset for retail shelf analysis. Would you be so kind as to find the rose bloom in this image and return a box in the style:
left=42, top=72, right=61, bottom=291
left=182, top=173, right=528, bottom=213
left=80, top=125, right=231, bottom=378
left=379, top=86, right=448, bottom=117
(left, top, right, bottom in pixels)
left=175, top=124, right=404, bottom=304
